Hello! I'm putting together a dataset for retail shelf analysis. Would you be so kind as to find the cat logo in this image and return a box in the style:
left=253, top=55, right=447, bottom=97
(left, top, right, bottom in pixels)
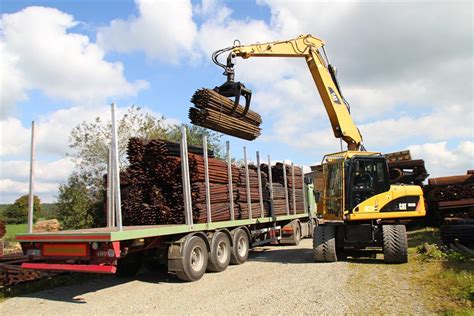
left=328, top=87, right=341, bottom=104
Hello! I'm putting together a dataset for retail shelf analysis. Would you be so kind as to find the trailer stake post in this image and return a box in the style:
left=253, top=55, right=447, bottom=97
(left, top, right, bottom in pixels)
left=27, top=121, right=35, bottom=234
left=226, top=141, right=235, bottom=221
left=203, top=136, right=212, bottom=224
left=268, top=155, right=274, bottom=218
left=283, top=161, right=290, bottom=215
left=256, top=151, right=264, bottom=218
left=291, top=163, right=296, bottom=215
left=111, top=103, right=123, bottom=231
left=301, top=165, right=308, bottom=215
left=244, top=146, right=252, bottom=219
left=180, top=126, right=193, bottom=229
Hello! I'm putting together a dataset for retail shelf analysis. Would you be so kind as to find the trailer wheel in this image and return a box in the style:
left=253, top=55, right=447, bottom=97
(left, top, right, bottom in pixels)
left=116, top=254, right=142, bottom=277
left=313, top=225, right=337, bottom=262
left=292, top=224, right=301, bottom=246
left=382, top=224, right=408, bottom=264
left=176, top=236, right=209, bottom=282
left=230, top=229, right=249, bottom=265
left=207, top=231, right=231, bottom=272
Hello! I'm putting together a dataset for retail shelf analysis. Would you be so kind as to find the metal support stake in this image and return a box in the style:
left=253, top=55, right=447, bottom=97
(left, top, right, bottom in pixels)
left=291, top=163, right=296, bottom=215
left=243, top=147, right=252, bottom=219
left=282, top=161, right=290, bottom=215
left=268, top=155, right=274, bottom=217
left=111, top=103, right=123, bottom=231
left=180, top=126, right=193, bottom=228
left=301, top=165, right=308, bottom=215
left=256, top=151, right=264, bottom=218
left=203, top=136, right=212, bottom=224
left=107, top=146, right=115, bottom=227
left=27, top=121, right=35, bottom=234
left=226, top=141, right=235, bottom=221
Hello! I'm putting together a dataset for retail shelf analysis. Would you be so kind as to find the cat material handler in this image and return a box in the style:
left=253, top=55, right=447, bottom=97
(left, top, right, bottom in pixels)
left=211, top=34, right=426, bottom=263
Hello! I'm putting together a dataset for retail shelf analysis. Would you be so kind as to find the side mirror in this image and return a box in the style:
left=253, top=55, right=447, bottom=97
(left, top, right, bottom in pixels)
left=304, top=176, right=313, bottom=185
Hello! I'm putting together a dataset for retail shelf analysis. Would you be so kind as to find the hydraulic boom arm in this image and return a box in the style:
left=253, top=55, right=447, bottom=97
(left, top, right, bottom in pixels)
left=221, top=34, right=363, bottom=150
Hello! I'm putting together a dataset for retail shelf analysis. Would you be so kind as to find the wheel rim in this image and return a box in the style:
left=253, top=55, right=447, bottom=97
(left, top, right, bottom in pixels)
left=216, top=240, right=228, bottom=264
left=190, top=245, right=204, bottom=272
left=237, top=235, right=247, bottom=257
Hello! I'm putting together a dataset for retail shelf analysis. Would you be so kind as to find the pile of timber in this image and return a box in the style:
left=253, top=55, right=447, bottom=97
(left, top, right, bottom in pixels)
left=116, top=138, right=239, bottom=225
left=237, top=166, right=270, bottom=219
left=387, top=159, right=429, bottom=185
left=189, top=88, right=262, bottom=140
left=425, top=171, right=474, bottom=205
left=260, top=163, right=305, bottom=215
left=0, top=254, right=59, bottom=287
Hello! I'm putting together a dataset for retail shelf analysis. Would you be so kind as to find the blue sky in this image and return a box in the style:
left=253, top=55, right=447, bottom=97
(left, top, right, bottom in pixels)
left=1, top=1, right=473, bottom=203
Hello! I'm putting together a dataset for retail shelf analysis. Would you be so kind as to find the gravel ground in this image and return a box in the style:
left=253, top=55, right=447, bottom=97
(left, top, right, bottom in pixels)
left=0, top=239, right=428, bottom=315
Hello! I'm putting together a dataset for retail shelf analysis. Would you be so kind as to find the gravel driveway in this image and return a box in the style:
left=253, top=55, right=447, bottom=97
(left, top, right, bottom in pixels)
left=0, top=239, right=428, bottom=315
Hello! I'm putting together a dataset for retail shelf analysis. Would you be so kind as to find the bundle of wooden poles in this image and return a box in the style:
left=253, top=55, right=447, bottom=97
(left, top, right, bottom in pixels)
left=260, top=163, right=305, bottom=215
left=425, top=171, right=474, bottom=202
left=189, top=88, right=262, bottom=140
left=107, top=138, right=305, bottom=226
left=117, top=138, right=240, bottom=225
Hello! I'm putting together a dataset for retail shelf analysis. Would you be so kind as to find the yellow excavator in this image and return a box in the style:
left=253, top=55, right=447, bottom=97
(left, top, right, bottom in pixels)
left=212, top=34, right=426, bottom=263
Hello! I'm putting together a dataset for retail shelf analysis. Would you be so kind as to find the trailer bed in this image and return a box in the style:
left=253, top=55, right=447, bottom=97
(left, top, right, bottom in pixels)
left=17, top=214, right=308, bottom=242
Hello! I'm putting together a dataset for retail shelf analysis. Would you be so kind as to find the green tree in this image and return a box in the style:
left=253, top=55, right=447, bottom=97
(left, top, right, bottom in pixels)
left=56, top=174, right=97, bottom=229
left=4, top=195, right=41, bottom=224
left=60, top=105, right=223, bottom=229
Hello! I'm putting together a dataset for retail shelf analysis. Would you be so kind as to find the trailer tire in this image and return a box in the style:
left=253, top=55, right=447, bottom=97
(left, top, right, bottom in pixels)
left=292, top=224, right=301, bottom=246
left=230, top=229, right=249, bottom=265
left=383, top=224, right=408, bottom=264
left=116, top=254, right=142, bottom=277
left=176, top=236, right=208, bottom=282
left=313, top=225, right=337, bottom=262
left=207, top=231, right=231, bottom=272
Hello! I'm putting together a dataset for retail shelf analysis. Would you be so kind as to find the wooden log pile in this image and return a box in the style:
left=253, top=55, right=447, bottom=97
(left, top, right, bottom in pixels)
left=236, top=166, right=270, bottom=219
left=259, top=163, right=306, bottom=215
left=425, top=172, right=474, bottom=203
left=189, top=88, right=262, bottom=140
left=116, top=138, right=239, bottom=225
left=387, top=159, right=429, bottom=185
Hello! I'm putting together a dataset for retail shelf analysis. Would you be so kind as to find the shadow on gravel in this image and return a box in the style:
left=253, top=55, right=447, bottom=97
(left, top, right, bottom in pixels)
left=249, top=247, right=315, bottom=264
left=16, top=267, right=182, bottom=304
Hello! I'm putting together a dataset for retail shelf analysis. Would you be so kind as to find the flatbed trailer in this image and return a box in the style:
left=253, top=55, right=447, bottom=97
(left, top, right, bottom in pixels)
left=17, top=213, right=314, bottom=281
left=16, top=116, right=316, bottom=281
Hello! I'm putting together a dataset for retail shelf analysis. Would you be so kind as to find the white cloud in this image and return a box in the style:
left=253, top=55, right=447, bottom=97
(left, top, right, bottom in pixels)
left=408, top=141, right=474, bottom=178
left=1, top=158, right=74, bottom=183
left=97, top=0, right=198, bottom=63
left=0, top=6, right=148, bottom=116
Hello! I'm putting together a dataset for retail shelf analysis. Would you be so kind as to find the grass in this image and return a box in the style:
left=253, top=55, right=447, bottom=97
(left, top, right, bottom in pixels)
left=346, top=227, right=473, bottom=314
left=408, top=228, right=473, bottom=314
left=4, top=223, right=28, bottom=242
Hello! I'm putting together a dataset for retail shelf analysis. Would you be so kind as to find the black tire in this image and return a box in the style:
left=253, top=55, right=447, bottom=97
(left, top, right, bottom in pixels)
left=176, top=236, right=209, bottom=282
left=313, top=225, right=337, bottom=262
left=383, top=225, right=408, bottom=264
left=230, top=229, right=249, bottom=265
left=207, top=232, right=231, bottom=272
left=116, top=254, right=142, bottom=277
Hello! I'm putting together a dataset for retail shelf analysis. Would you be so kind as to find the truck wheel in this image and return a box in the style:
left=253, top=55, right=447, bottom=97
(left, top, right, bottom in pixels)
left=116, top=254, right=142, bottom=277
left=176, top=236, right=208, bottom=282
left=230, top=229, right=249, bottom=265
left=207, top=231, right=231, bottom=272
left=383, top=224, right=408, bottom=264
left=292, top=224, right=301, bottom=246
left=313, top=225, right=337, bottom=262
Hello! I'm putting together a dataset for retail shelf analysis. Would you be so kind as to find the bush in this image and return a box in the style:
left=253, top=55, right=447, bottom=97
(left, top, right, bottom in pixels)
left=4, top=195, right=41, bottom=224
